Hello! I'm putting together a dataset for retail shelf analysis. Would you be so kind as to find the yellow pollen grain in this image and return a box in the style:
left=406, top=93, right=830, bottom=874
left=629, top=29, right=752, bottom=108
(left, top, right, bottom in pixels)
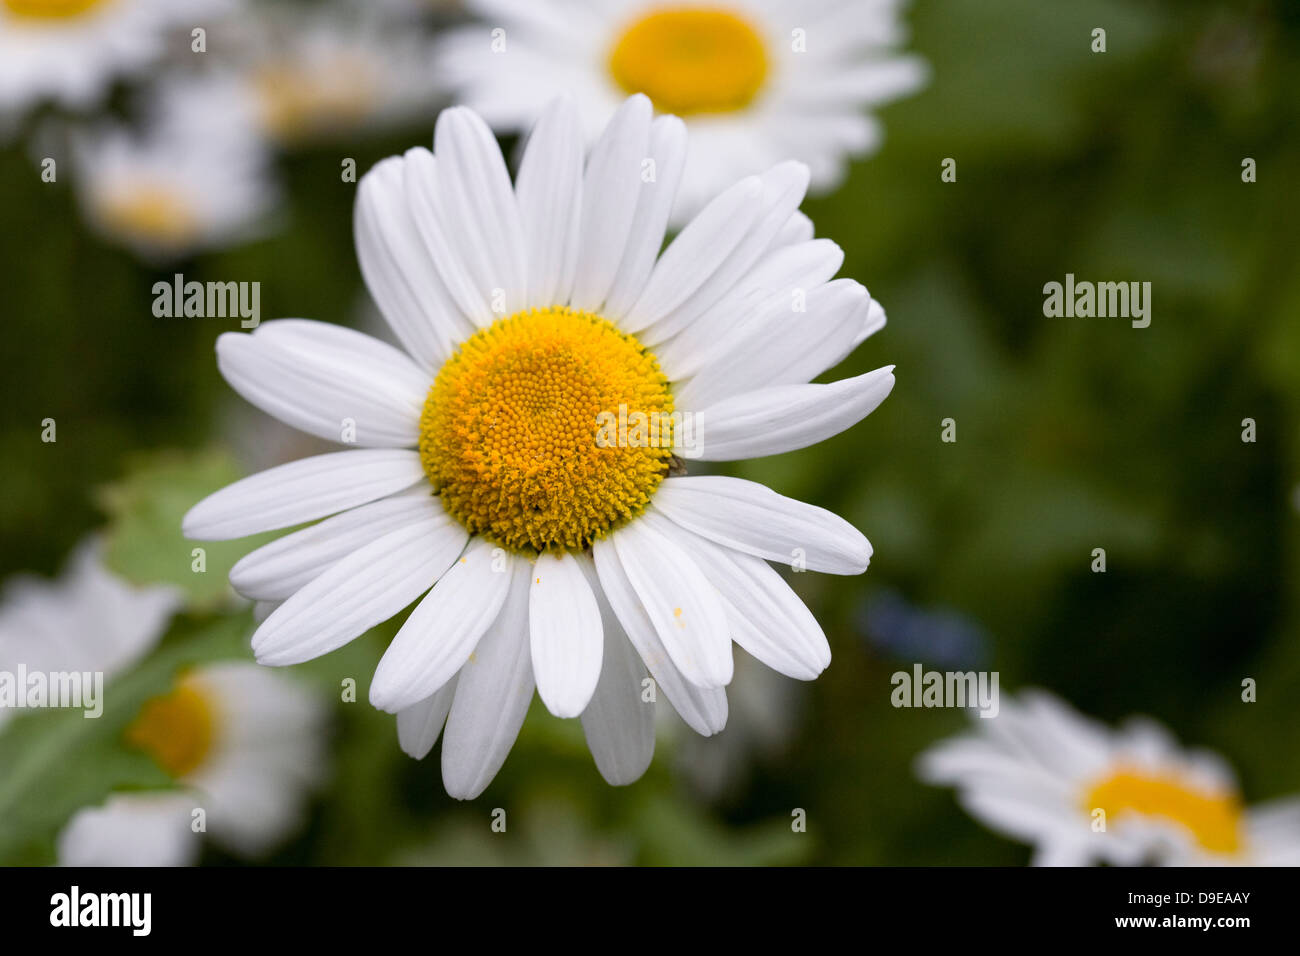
left=419, top=307, right=674, bottom=554
left=608, top=6, right=769, bottom=116
left=124, top=676, right=216, bottom=779
left=1083, top=768, right=1244, bottom=855
left=3, top=0, right=104, bottom=19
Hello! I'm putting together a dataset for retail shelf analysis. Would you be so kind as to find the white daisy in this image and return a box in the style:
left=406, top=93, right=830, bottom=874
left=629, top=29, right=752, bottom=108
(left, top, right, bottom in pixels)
left=183, top=94, right=895, bottom=800
left=0, top=0, right=229, bottom=127
left=196, top=5, right=446, bottom=147
left=918, top=689, right=1300, bottom=867
left=439, top=0, right=928, bottom=221
left=58, top=661, right=328, bottom=866
left=0, top=541, right=327, bottom=865
left=66, top=73, right=279, bottom=262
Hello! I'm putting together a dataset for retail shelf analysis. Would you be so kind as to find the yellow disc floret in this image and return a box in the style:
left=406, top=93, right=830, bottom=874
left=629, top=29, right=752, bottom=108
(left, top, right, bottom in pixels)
left=3, top=0, right=105, bottom=19
left=1083, top=768, right=1244, bottom=856
left=95, top=185, right=200, bottom=248
left=420, top=308, right=675, bottom=553
left=609, top=6, right=769, bottom=116
left=125, top=676, right=216, bottom=779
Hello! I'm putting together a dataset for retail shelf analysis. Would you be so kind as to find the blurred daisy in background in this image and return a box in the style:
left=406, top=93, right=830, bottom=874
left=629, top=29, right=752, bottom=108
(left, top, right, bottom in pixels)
left=183, top=93, right=895, bottom=799
left=439, top=0, right=928, bottom=220
left=0, top=541, right=327, bottom=865
left=918, top=689, right=1300, bottom=866
left=59, top=661, right=328, bottom=866
left=69, top=104, right=279, bottom=261
left=200, top=4, right=447, bottom=147
left=0, top=0, right=231, bottom=133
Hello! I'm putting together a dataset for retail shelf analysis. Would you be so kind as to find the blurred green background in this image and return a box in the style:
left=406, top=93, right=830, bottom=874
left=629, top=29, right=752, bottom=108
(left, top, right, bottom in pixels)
left=2, top=0, right=1298, bottom=864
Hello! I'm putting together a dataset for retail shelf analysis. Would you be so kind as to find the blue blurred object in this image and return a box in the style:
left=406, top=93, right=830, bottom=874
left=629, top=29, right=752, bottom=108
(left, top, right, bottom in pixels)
left=859, top=589, right=990, bottom=670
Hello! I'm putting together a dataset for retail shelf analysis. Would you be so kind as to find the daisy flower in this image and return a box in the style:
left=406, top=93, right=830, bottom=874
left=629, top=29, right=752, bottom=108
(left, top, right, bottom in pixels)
left=183, top=94, right=895, bottom=800
left=0, top=541, right=327, bottom=866
left=439, top=0, right=928, bottom=221
left=0, top=0, right=229, bottom=128
left=918, top=689, right=1300, bottom=866
left=195, top=6, right=446, bottom=147
left=58, top=661, right=328, bottom=866
left=69, top=105, right=279, bottom=261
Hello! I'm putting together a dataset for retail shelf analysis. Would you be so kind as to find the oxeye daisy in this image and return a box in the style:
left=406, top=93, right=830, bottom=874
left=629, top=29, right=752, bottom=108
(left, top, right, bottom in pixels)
left=918, top=690, right=1300, bottom=867
left=183, top=94, right=895, bottom=799
left=0, top=0, right=229, bottom=129
left=69, top=106, right=278, bottom=261
left=439, top=0, right=928, bottom=221
left=58, top=661, right=328, bottom=866
left=0, top=542, right=327, bottom=865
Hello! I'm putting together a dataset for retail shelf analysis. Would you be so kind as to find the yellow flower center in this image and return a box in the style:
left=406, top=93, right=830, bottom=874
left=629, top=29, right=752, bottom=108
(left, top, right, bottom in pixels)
left=253, top=60, right=379, bottom=142
left=1083, top=768, right=1244, bottom=855
left=96, top=185, right=200, bottom=246
left=2, top=0, right=105, bottom=19
left=419, top=308, right=675, bottom=553
left=608, top=6, right=769, bottom=116
left=125, top=677, right=216, bottom=779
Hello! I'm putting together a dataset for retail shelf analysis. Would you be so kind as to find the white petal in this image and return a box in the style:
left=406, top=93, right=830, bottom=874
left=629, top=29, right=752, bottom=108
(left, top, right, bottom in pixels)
left=432, top=106, right=527, bottom=316
left=653, top=476, right=871, bottom=574
left=369, top=538, right=513, bottom=713
left=637, top=162, right=811, bottom=343
left=515, top=96, right=584, bottom=309
left=601, top=115, right=688, bottom=321
left=529, top=551, right=603, bottom=718
left=569, top=94, right=653, bottom=312
left=355, top=156, right=473, bottom=369
left=580, top=555, right=655, bottom=785
left=646, top=512, right=830, bottom=680
left=252, top=511, right=467, bottom=665
left=620, top=174, right=763, bottom=334
left=441, top=561, right=534, bottom=799
left=654, top=238, right=845, bottom=382
left=686, top=366, right=895, bottom=461
left=673, top=278, right=870, bottom=409
left=182, top=449, right=425, bottom=540
left=592, top=536, right=728, bottom=736
left=396, top=679, right=458, bottom=760
left=230, top=488, right=444, bottom=601
left=216, top=321, right=426, bottom=447
left=604, top=517, right=732, bottom=688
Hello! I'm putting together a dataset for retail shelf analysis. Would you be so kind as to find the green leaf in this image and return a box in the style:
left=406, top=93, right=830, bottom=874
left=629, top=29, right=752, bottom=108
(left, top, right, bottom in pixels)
left=97, top=449, right=275, bottom=609
left=0, top=611, right=253, bottom=865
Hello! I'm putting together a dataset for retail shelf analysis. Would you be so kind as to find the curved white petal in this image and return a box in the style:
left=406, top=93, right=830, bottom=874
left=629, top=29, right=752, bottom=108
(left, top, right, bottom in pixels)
left=441, top=560, right=534, bottom=799
left=252, top=512, right=467, bottom=666
left=431, top=106, right=527, bottom=317
left=685, top=366, right=895, bottom=461
left=592, top=536, right=728, bottom=736
left=529, top=551, right=603, bottom=718
left=216, top=321, right=426, bottom=448
left=516, top=96, right=584, bottom=309
left=396, top=678, right=458, bottom=760
left=647, top=512, right=830, bottom=680
left=369, top=538, right=513, bottom=713
left=354, top=156, right=473, bottom=369
left=673, top=278, right=870, bottom=409
left=182, top=449, right=425, bottom=541
left=603, top=517, right=732, bottom=688
left=569, top=94, right=653, bottom=312
left=579, top=555, right=655, bottom=785
left=601, top=114, right=688, bottom=321
left=230, top=488, right=443, bottom=602
left=652, top=476, right=871, bottom=575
